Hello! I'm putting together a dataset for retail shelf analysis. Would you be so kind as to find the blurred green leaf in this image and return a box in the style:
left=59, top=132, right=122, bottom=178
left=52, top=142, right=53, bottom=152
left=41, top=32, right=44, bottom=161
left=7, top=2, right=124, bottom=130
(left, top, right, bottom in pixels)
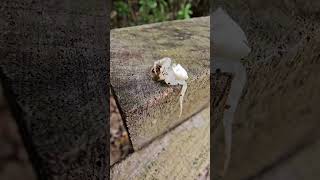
left=112, top=0, right=197, bottom=28
left=177, top=2, right=193, bottom=20
left=114, top=1, right=130, bottom=17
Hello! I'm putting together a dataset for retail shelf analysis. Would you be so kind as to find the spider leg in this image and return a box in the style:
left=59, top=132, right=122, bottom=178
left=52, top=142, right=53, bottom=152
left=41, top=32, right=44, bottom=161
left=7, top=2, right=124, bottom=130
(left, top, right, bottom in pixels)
left=215, top=59, right=247, bottom=176
left=179, top=82, right=187, bottom=118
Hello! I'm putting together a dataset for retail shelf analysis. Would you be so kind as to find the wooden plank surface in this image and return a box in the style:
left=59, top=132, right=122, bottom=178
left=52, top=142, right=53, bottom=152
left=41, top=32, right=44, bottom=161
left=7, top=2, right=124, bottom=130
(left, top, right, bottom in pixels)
left=0, top=108, right=36, bottom=180
left=0, top=83, right=36, bottom=180
left=0, top=83, right=6, bottom=109
left=212, top=2, right=320, bottom=179
left=110, top=91, right=132, bottom=166
left=256, top=139, right=320, bottom=180
left=111, top=17, right=210, bottom=150
left=226, top=32, right=320, bottom=180
left=211, top=72, right=233, bottom=179
left=0, top=0, right=109, bottom=179
left=111, top=107, right=210, bottom=180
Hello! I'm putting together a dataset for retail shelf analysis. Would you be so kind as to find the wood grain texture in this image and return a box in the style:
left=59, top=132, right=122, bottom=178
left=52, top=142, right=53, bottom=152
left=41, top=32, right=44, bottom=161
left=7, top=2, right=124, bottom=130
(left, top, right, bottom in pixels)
left=0, top=0, right=109, bottom=179
left=256, top=139, right=320, bottom=180
left=212, top=72, right=233, bottom=131
left=0, top=83, right=6, bottom=109
left=211, top=72, right=233, bottom=179
left=111, top=107, right=210, bottom=180
left=0, top=108, right=37, bottom=180
left=212, top=2, right=320, bottom=179
left=110, top=92, right=132, bottom=166
left=111, top=17, right=210, bottom=150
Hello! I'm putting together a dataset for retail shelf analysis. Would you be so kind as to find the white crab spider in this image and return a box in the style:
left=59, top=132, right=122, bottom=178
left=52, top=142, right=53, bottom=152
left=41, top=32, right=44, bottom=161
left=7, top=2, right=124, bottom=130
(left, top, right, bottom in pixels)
left=151, top=57, right=188, bottom=118
left=213, top=7, right=251, bottom=177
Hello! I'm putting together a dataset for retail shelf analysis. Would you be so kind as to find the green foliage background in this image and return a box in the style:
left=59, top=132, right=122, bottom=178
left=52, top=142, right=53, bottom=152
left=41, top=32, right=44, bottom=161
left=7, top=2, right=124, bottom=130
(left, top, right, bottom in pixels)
left=111, top=0, right=209, bottom=28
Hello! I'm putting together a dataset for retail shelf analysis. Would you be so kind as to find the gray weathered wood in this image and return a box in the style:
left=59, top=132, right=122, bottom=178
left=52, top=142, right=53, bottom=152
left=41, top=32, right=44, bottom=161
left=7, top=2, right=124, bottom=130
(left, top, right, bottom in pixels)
left=0, top=0, right=109, bottom=179
left=0, top=108, right=37, bottom=180
left=111, top=17, right=210, bottom=150
left=111, top=107, right=210, bottom=180
left=211, top=72, right=233, bottom=179
left=256, top=139, right=320, bottom=180
left=212, top=1, right=320, bottom=179
left=0, top=83, right=5, bottom=109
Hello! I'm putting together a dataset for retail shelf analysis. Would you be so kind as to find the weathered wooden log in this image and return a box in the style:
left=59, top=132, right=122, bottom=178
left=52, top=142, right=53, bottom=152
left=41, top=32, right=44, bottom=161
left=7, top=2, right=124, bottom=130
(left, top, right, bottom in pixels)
left=0, top=108, right=37, bottom=180
left=0, top=0, right=109, bottom=179
left=111, top=107, right=210, bottom=180
left=212, top=1, right=320, bottom=179
left=211, top=72, right=233, bottom=179
left=256, top=139, right=320, bottom=180
left=111, top=17, right=210, bottom=150
left=0, top=83, right=6, bottom=109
